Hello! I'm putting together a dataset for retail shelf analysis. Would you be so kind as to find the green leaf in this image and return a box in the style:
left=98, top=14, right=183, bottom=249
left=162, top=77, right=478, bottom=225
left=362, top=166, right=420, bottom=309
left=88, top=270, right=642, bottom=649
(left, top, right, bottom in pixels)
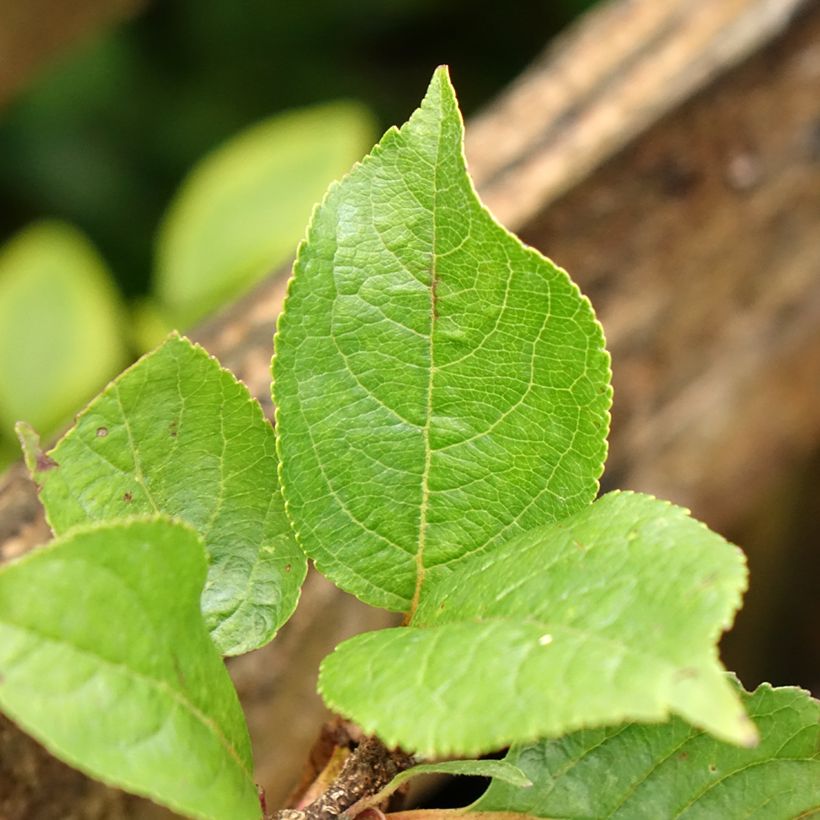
left=382, top=760, right=532, bottom=796
left=18, top=334, right=306, bottom=656
left=473, top=681, right=820, bottom=819
left=273, top=66, right=611, bottom=613
left=0, top=518, right=260, bottom=820
left=0, top=220, right=127, bottom=438
left=319, top=492, right=752, bottom=756
left=156, top=101, right=376, bottom=327
left=344, top=760, right=532, bottom=818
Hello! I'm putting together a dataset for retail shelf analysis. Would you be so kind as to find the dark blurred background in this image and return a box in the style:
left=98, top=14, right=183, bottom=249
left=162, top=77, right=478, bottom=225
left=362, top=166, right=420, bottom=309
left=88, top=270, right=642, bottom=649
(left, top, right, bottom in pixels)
left=0, top=0, right=596, bottom=299
left=0, top=0, right=597, bottom=466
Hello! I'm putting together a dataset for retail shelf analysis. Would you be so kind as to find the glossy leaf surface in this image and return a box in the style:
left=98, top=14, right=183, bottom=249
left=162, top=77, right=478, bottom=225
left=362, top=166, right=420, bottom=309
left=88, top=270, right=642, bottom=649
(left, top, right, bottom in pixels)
left=20, top=334, right=305, bottom=655
left=0, top=519, right=260, bottom=819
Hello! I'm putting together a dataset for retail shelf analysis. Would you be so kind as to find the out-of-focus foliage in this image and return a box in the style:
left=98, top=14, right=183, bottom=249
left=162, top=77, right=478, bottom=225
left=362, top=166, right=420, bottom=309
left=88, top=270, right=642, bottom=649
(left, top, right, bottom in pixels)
left=155, top=102, right=376, bottom=328
left=0, top=221, right=126, bottom=458
left=0, top=0, right=599, bottom=469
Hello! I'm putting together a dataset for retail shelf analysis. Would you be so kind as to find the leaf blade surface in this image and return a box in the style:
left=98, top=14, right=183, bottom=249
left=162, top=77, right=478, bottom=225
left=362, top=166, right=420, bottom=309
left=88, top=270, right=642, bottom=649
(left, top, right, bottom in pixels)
left=319, top=492, right=751, bottom=756
left=473, top=682, right=820, bottom=819
left=20, top=334, right=305, bottom=655
left=0, top=518, right=260, bottom=820
left=273, top=66, right=611, bottom=611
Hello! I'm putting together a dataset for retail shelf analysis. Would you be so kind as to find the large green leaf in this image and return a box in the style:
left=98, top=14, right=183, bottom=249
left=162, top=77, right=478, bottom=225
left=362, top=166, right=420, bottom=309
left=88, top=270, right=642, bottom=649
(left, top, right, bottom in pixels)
left=474, top=681, right=820, bottom=819
left=0, top=518, right=260, bottom=820
left=19, top=334, right=305, bottom=655
left=0, top=220, right=126, bottom=437
left=319, top=492, right=751, bottom=756
left=273, top=66, right=611, bottom=613
left=155, top=101, right=376, bottom=327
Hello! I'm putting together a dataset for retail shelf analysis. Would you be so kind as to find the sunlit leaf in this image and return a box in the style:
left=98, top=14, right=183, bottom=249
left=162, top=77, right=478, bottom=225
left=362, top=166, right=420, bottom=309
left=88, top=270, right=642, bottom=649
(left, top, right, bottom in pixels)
left=273, top=66, right=611, bottom=612
left=18, top=334, right=306, bottom=655
left=0, top=518, right=260, bottom=819
left=319, top=493, right=752, bottom=756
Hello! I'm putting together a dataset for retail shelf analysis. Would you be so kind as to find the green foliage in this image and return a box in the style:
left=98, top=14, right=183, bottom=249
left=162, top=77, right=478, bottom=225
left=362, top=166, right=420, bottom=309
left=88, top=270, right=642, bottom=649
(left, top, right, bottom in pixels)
left=18, top=335, right=305, bottom=656
left=351, top=759, right=533, bottom=814
left=0, top=518, right=260, bottom=820
left=318, top=492, right=751, bottom=755
left=277, top=68, right=750, bottom=757
left=155, top=102, right=376, bottom=328
left=1, top=67, right=816, bottom=820
left=0, top=221, right=127, bottom=459
left=474, top=681, right=820, bottom=818
left=273, top=67, right=611, bottom=613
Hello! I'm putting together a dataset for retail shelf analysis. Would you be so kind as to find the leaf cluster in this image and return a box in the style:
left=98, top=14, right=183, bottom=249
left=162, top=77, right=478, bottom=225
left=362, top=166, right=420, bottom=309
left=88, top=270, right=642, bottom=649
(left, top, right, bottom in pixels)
left=0, top=68, right=816, bottom=819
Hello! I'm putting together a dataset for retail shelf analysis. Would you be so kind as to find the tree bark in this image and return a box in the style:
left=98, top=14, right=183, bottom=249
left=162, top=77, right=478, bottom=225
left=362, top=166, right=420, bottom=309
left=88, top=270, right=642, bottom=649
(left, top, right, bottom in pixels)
left=1, top=0, right=818, bottom=815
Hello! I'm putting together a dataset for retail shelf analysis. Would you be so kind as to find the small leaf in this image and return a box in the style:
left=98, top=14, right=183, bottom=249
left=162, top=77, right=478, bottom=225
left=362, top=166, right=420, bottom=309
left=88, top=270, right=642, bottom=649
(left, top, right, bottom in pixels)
left=19, top=334, right=306, bottom=655
left=319, top=492, right=751, bottom=756
left=473, top=681, right=820, bottom=819
left=274, top=66, right=611, bottom=613
left=346, top=760, right=531, bottom=818
left=0, top=518, right=260, bottom=820
left=0, top=220, right=127, bottom=437
left=156, top=101, right=376, bottom=327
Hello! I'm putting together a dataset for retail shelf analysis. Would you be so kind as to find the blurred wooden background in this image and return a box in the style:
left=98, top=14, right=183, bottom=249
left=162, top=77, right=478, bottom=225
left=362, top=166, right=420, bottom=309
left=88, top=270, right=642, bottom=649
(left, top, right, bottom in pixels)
left=1, top=0, right=818, bottom=815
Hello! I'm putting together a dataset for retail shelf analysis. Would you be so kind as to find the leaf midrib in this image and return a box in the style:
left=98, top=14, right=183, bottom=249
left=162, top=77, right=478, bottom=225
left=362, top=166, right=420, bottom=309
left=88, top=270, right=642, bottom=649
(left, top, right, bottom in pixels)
left=409, top=89, right=445, bottom=619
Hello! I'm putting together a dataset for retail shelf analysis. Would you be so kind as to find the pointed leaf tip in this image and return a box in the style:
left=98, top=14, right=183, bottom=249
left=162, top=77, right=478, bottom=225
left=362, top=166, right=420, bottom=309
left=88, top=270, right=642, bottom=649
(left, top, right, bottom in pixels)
left=274, top=68, right=611, bottom=612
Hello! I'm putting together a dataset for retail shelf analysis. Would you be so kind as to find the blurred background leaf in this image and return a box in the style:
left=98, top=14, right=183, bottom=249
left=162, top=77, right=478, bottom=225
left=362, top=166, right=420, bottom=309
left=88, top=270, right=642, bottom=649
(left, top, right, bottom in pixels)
left=0, top=221, right=127, bottom=464
left=154, top=101, right=376, bottom=329
left=0, top=0, right=597, bottom=462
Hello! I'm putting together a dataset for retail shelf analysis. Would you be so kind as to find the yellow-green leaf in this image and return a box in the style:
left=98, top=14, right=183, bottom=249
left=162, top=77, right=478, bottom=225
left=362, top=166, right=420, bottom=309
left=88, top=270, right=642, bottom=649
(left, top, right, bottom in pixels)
left=0, top=518, right=260, bottom=819
left=0, top=220, right=127, bottom=437
left=155, top=101, right=376, bottom=327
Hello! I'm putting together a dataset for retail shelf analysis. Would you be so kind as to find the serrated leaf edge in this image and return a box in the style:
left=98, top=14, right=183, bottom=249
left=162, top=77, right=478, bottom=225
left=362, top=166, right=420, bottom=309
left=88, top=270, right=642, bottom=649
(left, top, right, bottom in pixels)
left=272, top=65, right=612, bottom=615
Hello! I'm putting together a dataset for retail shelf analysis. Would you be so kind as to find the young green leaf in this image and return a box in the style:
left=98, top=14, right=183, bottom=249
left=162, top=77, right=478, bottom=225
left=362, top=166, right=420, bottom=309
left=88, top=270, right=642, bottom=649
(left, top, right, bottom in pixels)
left=273, top=66, right=611, bottom=613
left=18, top=334, right=306, bottom=656
left=345, top=760, right=531, bottom=818
left=473, top=681, right=820, bottom=819
left=0, top=518, right=260, bottom=820
left=156, top=102, right=376, bottom=327
left=319, top=492, right=752, bottom=756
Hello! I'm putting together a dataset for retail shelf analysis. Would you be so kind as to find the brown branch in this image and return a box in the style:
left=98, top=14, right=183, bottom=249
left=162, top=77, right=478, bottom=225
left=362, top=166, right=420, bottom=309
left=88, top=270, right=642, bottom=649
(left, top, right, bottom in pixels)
left=271, top=736, right=413, bottom=820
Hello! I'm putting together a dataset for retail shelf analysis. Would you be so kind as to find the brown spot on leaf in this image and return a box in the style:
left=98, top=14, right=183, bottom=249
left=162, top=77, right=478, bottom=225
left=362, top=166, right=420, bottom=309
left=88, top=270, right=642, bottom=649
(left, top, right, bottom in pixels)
left=169, top=420, right=178, bottom=438
left=35, top=453, right=58, bottom=472
left=284, top=563, right=292, bottom=573
left=172, top=653, right=186, bottom=687
left=123, top=491, right=133, bottom=503
left=96, top=426, right=108, bottom=438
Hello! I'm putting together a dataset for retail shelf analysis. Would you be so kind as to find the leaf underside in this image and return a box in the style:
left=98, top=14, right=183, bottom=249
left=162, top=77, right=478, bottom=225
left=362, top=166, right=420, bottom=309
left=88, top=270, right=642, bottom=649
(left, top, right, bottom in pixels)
left=20, top=334, right=306, bottom=655
left=273, top=66, right=612, bottom=612
left=0, top=519, right=260, bottom=820
left=474, top=681, right=820, bottom=819
left=319, top=492, right=751, bottom=756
